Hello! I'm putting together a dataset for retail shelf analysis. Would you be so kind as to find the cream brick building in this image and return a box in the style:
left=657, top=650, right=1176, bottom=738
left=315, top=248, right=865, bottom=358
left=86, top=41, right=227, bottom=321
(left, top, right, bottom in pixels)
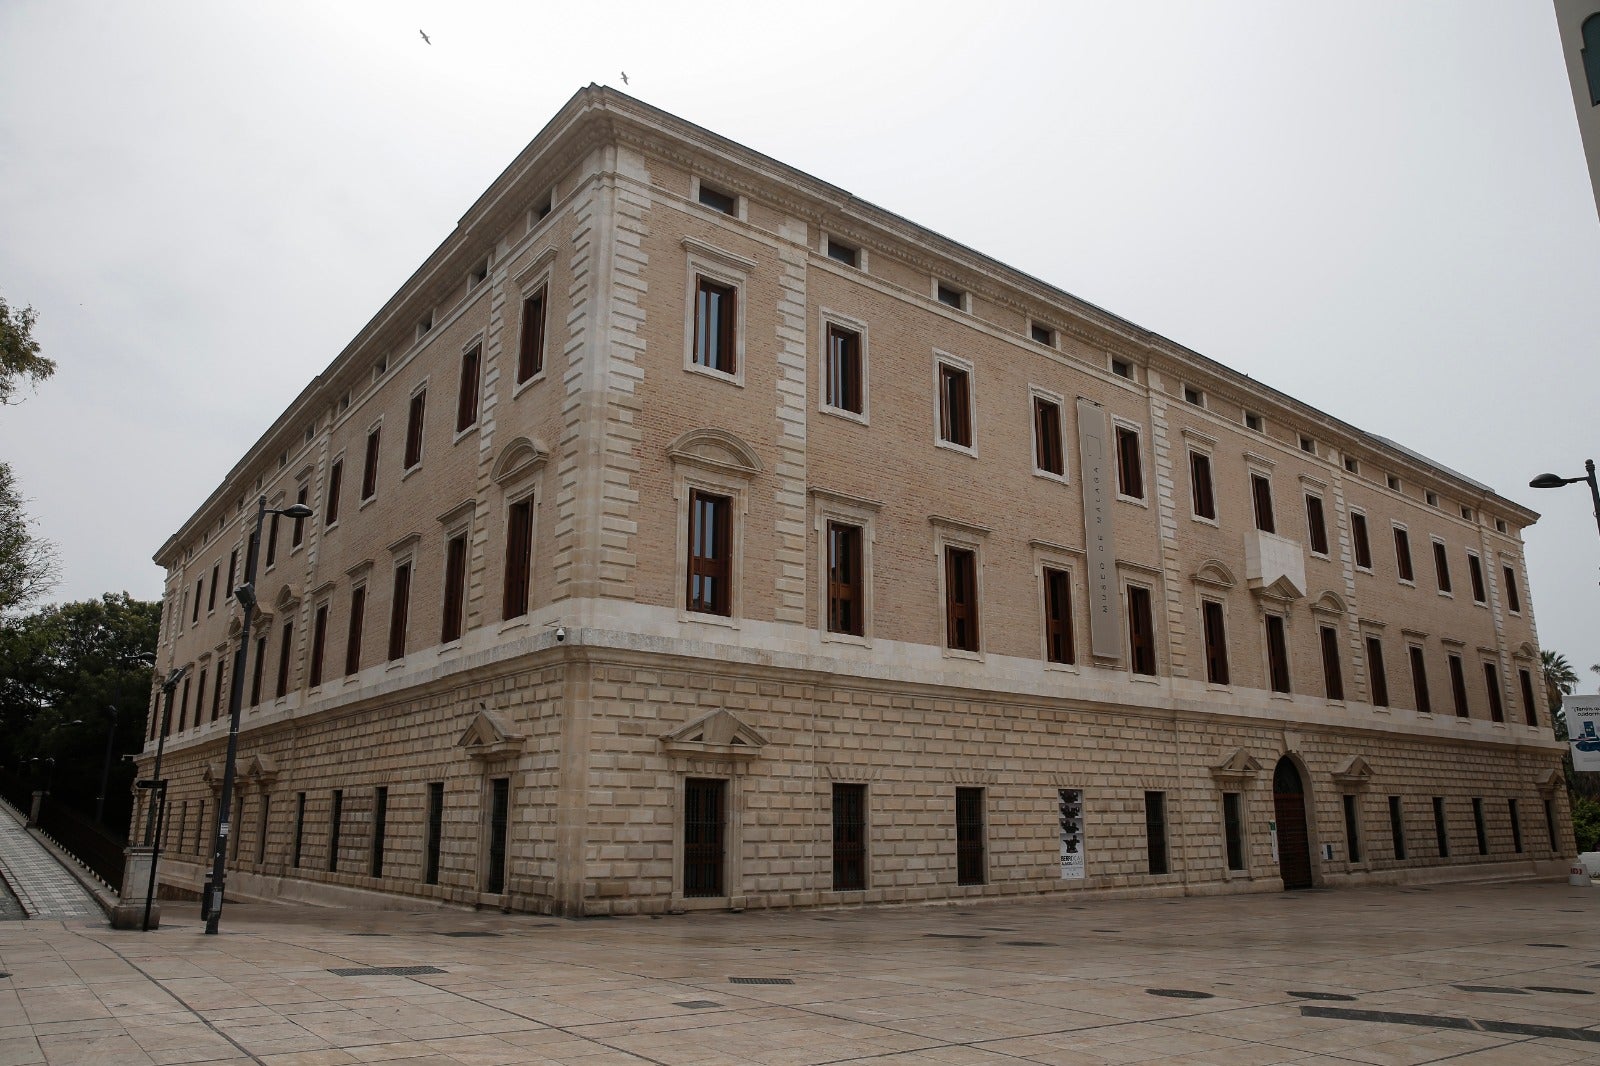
left=138, top=87, right=1567, bottom=916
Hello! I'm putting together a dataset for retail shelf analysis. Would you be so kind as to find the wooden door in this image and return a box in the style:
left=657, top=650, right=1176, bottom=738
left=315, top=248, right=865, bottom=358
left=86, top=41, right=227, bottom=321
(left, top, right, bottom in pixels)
left=1273, top=758, right=1313, bottom=889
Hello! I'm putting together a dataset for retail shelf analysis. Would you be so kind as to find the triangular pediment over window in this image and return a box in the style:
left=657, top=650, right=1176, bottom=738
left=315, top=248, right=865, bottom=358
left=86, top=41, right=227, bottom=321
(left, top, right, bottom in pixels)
left=456, top=705, right=525, bottom=760
left=202, top=762, right=226, bottom=790
left=1534, top=767, right=1561, bottom=793
left=244, top=754, right=278, bottom=786
left=1253, top=574, right=1305, bottom=604
left=660, top=709, right=767, bottom=761
left=1331, top=755, right=1374, bottom=788
left=1210, top=747, right=1263, bottom=786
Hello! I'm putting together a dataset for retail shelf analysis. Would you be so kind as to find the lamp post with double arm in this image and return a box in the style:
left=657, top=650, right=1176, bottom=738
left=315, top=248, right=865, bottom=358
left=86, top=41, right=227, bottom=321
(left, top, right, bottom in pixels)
left=1530, top=460, right=1600, bottom=544
left=205, top=495, right=313, bottom=935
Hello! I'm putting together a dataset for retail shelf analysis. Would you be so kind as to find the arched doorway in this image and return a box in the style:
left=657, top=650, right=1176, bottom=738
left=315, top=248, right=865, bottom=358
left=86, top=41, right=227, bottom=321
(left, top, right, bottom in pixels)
left=1273, top=757, right=1313, bottom=889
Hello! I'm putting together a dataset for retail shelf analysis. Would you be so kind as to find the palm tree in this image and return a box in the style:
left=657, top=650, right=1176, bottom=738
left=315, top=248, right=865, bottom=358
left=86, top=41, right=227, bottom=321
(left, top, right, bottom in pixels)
left=1544, top=650, right=1580, bottom=735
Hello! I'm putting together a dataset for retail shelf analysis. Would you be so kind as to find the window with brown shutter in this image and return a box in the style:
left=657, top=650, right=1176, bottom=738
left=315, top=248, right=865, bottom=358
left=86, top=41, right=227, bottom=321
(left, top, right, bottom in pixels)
left=387, top=563, right=410, bottom=662
left=192, top=579, right=201, bottom=623
left=1467, top=553, right=1486, bottom=603
left=502, top=498, right=534, bottom=620
left=1351, top=512, right=1372, bottom=568
left=1305, top=494, right=1328, bottom=555
left=1410, top=645, right=1431, bottom=713
left=226, top=549, right=238, bottom=601
left=1484, top=662, right=1504, bottom=722
left=1033, top=397, right=1063, bottom=475
left=291, top=485, right=308, bottom=547
left=211, top=663, right=224, bottom=721
left=944, top=546, right=979, bottom=651
left=325, top=459, right=343, bottom=525
left=1201, top=599, right=1228, bottom=684
left=1448, top=653, right=1469, bottom=717
left=1127, top=585, right=1156, bottom=675
left=208, top=564, right=219, bottom=612
left=250, top=634, right=267, bottom=707
left=361, top=427, right=381, bottom=500
left=404, top=390, right=426, bottom=469
left=938, top=364, right=971, bottom=448
left=1115, top=426, right=1143, bottom=499
left=826, top=325, right=862, bottom=414
left=309, top=604, right=328, bottom=688
left=693, top=277, right=737, bottom=374
left=1251, top=474, right=1275, bottom=533
left=687, top=491, right=732, bottom=616
left=826, top=522, right=863, bottom=636
left=1266, top=615, right=1291, bottom=694
left=456, top=344, right=481, bottom=433
left=1043, top=567, right=1074, bottom=664
left=1320, top=625, right=1343, bottom=700
left=1366, top=636, right=1389, bottom=707
left=264, top=513, right=279, bottom=568
left=517, top=287, right=546, bottom=384
left=1190, top=451, right=1215, bottom=520
left=275, top=620, right=293, bottom=698
left=441, top=533, right=467, bottom=643
left=1393, top=527, right=1413, bottom=582
left=345, top=586, right=366, bottom=676
left=1519, top=668, right=1538, bottom=726
left=1503, top=565, right=1521, bottom=612
left=1433, top=541, right=1451, bottom=593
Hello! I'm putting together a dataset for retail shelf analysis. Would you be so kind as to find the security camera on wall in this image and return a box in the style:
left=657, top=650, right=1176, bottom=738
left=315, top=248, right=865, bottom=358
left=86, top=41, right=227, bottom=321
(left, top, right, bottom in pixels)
left=555, top=627, right=566, bottom=642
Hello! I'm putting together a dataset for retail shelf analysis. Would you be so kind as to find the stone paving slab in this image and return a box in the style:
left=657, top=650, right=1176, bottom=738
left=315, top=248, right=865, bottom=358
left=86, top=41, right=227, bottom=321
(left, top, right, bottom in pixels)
left=0, top=880, right=1598, bottom=1064
left=0, top=803, right=102, bottom=922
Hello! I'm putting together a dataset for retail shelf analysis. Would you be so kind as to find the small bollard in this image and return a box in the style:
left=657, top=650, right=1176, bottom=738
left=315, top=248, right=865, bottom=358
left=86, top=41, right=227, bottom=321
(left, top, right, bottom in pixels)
left=1568, top=861, right=1592, bottom=887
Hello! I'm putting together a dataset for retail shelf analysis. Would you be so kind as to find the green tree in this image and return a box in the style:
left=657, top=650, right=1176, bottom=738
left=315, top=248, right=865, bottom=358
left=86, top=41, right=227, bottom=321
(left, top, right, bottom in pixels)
left=0, top=295, right=55, bottom=406
left=1572, top=794, right=1600, bottom=853
left=1543, top=649, right=1579, bottom=733
left=0, top=593, right=159, bottom=833
left=0, top=462, right=59, bottom=613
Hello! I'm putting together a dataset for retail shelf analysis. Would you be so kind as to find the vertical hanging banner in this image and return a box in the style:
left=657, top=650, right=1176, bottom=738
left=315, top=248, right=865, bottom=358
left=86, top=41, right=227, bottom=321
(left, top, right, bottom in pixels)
left=1567, top=695, right=1600, bottom=772
left=1076, top=398, right=1121, bottom=658
left=1058, top=788, right=1085, bottom=879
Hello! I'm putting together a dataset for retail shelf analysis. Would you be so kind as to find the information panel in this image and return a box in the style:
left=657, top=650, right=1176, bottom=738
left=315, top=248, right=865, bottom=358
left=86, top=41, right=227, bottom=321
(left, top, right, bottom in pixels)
left=1059, top=788, right=1085, bottom=879
left=1568, top=695, right=1600, bottom=773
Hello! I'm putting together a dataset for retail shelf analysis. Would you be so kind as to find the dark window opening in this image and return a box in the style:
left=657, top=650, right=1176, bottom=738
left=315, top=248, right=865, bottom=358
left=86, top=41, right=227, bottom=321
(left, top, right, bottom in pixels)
left=1410, top=645, right=1432, bottom=713
left=503, top=497, right=534, bottom=620
left=329, top=789, right=344, bottom=872
left=441, top=533, right=468, bottom=644
left=944, top=546, right=980, bottom=652
left=1115, top=426, right=1143, bottom=499
left=456, top=344, right=482, bottom=433
left=404, top=390, right=426, bottom=469
left=1043, top=567, right=1074, bottom=665
left=1202, top=600, right=1229, bottom=685
left=1467, top=553, right=1486, bottom=603
left=825, top=325, right=863, bottom=414
left=425, top=782, right=444, bottom=886
left=1503, top=565, right=1521, bottom=612
left=325, top=460, right=343, bottom=526
left=693, top=276, right=738, bottom=374
left=1433, top=541, right=1451, bottom=594
left=697, top=184, right=736, bottom=214
left=1223, top=792, right=1245, bottom=872
left=1448, top=654, right=1469, bottom=717
left=292, top=792, right=306, bottom=868
left=936, top=283, right=964, bottom=309
left=371, top=786, right=388, bottom=878
left=345, top=586, right=366, bottom=676
left=1034, top=397, right=1064, bottom=475
left=1145, top=791, right=1168, bottom=875
left=1509, top=798, right=1522, bottom=854
left=1305, top=494, right=1329, bottom=555
left=955, top=787, right=985, bottom=885
left=1251, top=474, right=1275, bottom=533
left=250, top=634, right=267, bottom=707
left=1031, top=323, right=1054, bottom=346
left=361, top=427, right=381, bottom=500
left=1433, top=796, right=1449, bottom=858
left=687, top=491, right=732, bottom=616
left=1394, top=527, right=1413, bottom=582
left=388, top=562, right=410, bottom=662
left=832, top=783, right=866, bottom=891
left=1342, top=794, right=1362, bottom=863
left=1366, top=636, right=1389, bottom=707
left=1472, top=797, right=1487, bottom=856
left=518, top=287, right=547, bottom=384
left=1519, top=668, right=1538, bottom=727
left=1351, top=513, right=1372, bottom=568
left=1320, top=625, right=1343, bottom=701
left=1128, top=585, right=1157, bottom=675
left=1484, top=662, right=1504, bottom=723
left=275, top=620, right=293, bottom=699
left=1388, top=796, right=1406, bottom=860
left=826, top=522, right=864, bottom=637
left=826, top=238, right=858, bottom=267
left=938, top=363, right=972, bottom=448
left=1266, top=615, right=1292, bottom=694
left=485, top=777, right=509, bottom=894
left=683, top=777, right=725, bottom=897
left=309, top=605, right=327, bottom=689
left=1190, top=451, right=1215, bottom=520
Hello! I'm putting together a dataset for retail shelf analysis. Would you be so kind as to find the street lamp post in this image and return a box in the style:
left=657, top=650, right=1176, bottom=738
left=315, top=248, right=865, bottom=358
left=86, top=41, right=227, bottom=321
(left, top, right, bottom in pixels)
left=140, top=666, right=188, bottom=932
left=1529, top=459, right=1600, bottom=543
left=95, top=705, right=119, bottom=826
left=204, top=495, right=312, bottom=935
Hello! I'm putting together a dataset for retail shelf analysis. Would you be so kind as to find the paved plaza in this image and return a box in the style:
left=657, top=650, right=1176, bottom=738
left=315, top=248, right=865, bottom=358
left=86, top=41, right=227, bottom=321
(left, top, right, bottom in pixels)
left=0, top=865, right=1596, bottom=1066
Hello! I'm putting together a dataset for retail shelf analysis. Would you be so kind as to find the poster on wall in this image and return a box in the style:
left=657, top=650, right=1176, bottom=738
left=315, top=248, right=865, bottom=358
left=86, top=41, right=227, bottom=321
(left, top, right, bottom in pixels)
left=1059, top=788, right=1085, bottom=879
left=1567, top=695, right=1600, bottom=773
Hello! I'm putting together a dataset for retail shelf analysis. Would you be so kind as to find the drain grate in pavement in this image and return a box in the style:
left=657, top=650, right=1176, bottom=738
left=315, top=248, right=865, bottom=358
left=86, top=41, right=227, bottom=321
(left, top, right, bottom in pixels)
left=1287, top=990, right=1356, bottom=1002
left=349, top=933, right=391, bottom=937
left=1526, top=986, right=1594, bottom=995
left=1147, top=989, right=1213, bottom=999
left=438, top=931, right=501, bottom=938
left=675, top=1000, right=722, bottom=1009
left=1091, top=929, right=1121, bottom=933
left=0, top=973, right=8, bottom=980
left=329, top=966, right=447, bottom=977
left=1527, top=943, right=1568, bottom=948
left=923, top=933, right=984, bottom=940
left=1302, top=1005, right=1600, bottom=1044
left=729, top=977, right=794, bottom=985
left=1002, top=941, right=1055, bottom=948
left=1453, top=985, right=1529, bottom=995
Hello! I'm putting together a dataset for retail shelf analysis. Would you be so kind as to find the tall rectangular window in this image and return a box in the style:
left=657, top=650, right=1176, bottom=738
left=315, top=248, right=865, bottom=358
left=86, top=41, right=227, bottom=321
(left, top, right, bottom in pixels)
left=1320, top=625, right=1343, bottom=700
left=1433, top=541, right=1451, bottom=593
left=955, top=787, right=985, bottom=885
left=329, top=789, right=344, bottom=872
left=455, top=344, right=481, bottom=433
left=361, top=426, right=381, bottom=500
left=502, top=498, right=534, bottom=619
left=1190, top=452, right=1215, bottom=520
left=208, top=564, right=219, bottom=612
left=1503, top=565, right=1521, bottom=613
left=1266, top=614, right=1292, bottom=694
left=1471, top=798, right=1487, bottom=855
left=517, top=287, right=547, bottom=384
left=832, top=783, right=867, bottom=891
left=1448, top=654, right=1469, bottom=717
left=486, top=777, right=511, bottom=894
left=1043, top=567, right=1074, bottom=665
left=388, top=562, right=411, bottom=661
left=1144, top=791, right=1168, bottom=875
left=1410, top=646, right=1432, bottom=713
left=1342, top=794, right=1362, bottom=863
left=371, top=786, right=388, bottom=878
left=425, top=782, right=444, bottom=886
left=291, top=485, right=308, bottom=548
left=404, top=390, right=426, bottom=469
left=325, top=459, right=343, bottom=526
left=292, top=791, right=306, bottom=868
left=256, top=793, right=270, bottom=865
left=1433, top=796, right=1449, bottom=857
left=944, top=546, right=980, bottom=652
left=1545, top=798, right=1557, bottom=851
left=1366, top=636, right=1389, bottom=707
left=938, top=363, right=972, bottom=448
left=1519, top=668, right=1539, bottom=727
left=1351, top=512, right=1372, bottom=569
left=825, top=325, right=863, bottom=414
left=226, top=548, right=238, bottom=600
left=683, top=777, right=726, bottom=898
left=1127, top=585, right=1156, bottom=676
left=211, top=663, right=224, bottom=721
left=1467, top=553, right=1486, bottom=604
left=194, top=670, right=206, bottom=729
left=192, top=579, right=201, bottom=623
left=1305, top=494, right=1329, bottom=555
left=345, top=585, right=366, bottom=676
left=274, top=620, right=293, bottom=699
left=693, top=276, right=737, bottom=374
left=1508, top=798, right=1522, bottom=854
left=1483, top=662, right=1504, bottom=722
left=826, top=522, right=864, bottom=637
left=441, top=533, right=467, bottom=644
left=308, top=604, right=328, bottom=688
left=1033, top=396, right=1064, bottom=475
left=1115, top=425, right=1143, bottom=498
left=178, top=677, right=191, bottom=731
left=687, top=491, right=732, bottom=616
left=1201, top=600, right=1229, bottom=685
left=1222, top=792, right=1245, bottom=872
left=1394, top=527, right=1414, bottom=582
left=250, top=634, right=267, bottom=707
left=265, top=514, right=279, bottom=569
left=1388, top=796, right=1406, bottom=860
left=1251, top=474, right=1275, bottom=533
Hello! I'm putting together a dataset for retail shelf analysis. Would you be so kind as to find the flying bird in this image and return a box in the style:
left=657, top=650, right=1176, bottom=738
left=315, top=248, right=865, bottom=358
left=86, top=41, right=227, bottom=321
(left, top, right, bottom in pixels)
left=419, top=29, right=431, bottom=44
left=620, top=71, right=629, bottom=85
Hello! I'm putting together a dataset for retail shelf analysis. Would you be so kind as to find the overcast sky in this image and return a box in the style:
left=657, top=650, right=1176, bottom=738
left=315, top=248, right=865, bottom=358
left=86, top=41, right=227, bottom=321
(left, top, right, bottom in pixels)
left=1, top=1, right=1597, bottom=674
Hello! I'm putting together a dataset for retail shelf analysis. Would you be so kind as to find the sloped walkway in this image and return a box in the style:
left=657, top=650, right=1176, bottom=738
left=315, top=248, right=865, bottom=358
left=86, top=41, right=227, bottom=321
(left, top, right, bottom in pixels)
left=0, top=801, right=101, bottom=921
